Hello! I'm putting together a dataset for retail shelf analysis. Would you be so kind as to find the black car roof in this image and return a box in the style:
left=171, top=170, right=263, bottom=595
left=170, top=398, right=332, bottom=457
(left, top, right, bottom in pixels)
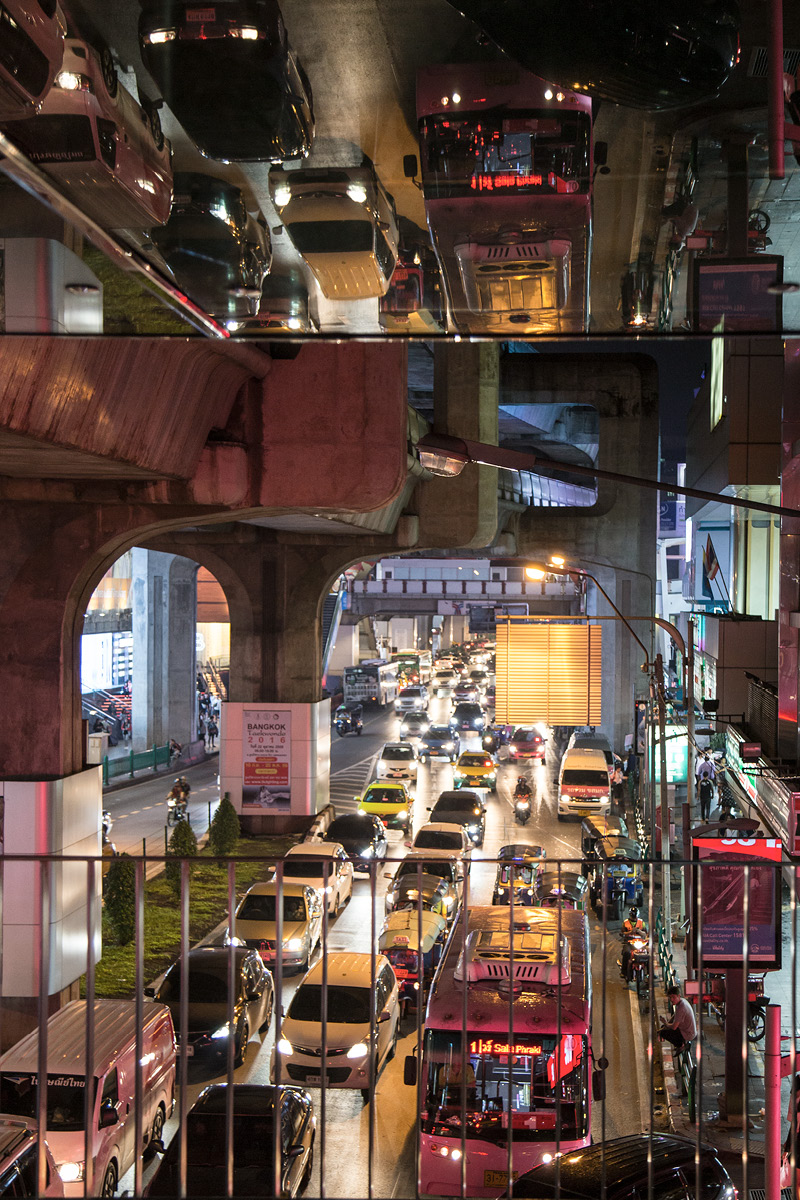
left=513, top=1135, right=720, bottom=1197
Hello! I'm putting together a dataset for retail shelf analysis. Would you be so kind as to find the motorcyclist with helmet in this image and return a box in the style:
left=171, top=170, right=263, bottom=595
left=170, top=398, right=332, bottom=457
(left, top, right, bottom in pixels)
left=620, top=905, right=648, bottom=981
left=167, top=777, right=189, bottom=821
left=514, top=776, right=532, bottom=800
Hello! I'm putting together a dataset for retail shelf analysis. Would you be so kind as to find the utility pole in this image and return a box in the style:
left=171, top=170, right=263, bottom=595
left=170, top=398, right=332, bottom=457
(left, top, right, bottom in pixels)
left=655, top=654, right=671, bottom=943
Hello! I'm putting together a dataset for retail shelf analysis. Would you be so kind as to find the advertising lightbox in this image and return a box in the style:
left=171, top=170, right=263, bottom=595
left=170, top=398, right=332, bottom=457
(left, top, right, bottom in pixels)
left=691, top=835, right=783, bottom=969
left=495, top=617, right=602, bottom=726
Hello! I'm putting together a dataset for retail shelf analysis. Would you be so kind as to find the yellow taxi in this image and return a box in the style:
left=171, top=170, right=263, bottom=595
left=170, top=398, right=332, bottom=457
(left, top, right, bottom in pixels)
left=357, top=780, right=414, bottom=832
left=453, top=750, right=497, bottom=792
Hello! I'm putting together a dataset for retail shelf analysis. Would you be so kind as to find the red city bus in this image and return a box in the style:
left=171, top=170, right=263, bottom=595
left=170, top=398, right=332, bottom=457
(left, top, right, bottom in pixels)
left=404, top=905, right=592, bottom=1197
left=410, top=63, right=604, bottom=335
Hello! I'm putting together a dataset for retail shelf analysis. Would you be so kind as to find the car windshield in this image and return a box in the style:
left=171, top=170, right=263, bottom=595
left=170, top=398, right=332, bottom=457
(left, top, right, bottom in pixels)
left=384, top=747, right=415, bottom=760
left=0, top=1073, right=90, bottom=1132
left=365, top=787, right=405, bottom=803
left=159, top=964, right=233, bottom=1003
left=289, top=984, right=372, bottom=1023
left=454, top=705, right=480, bottom=715
left=428, top=726, right=452, bottom=738
left=397, top=860, right=452, bottom=882
left=283, top=859, right=328, bottom=878
left=328, top=817, right=374, bottom=839
left=434, top=795, right=471, bottom=812
left=237, top=894, right=308, bottom=922
left=512, top=729, right=541, bottom=742
left=562, top=770, right=609, bottom=786
left=287, top=220, right=373, bottom=255
left=402, top=688, right=423, bottom=697
left=460, top=754, right=489, bottom=767
left=414, top=831, right=461, bottom=850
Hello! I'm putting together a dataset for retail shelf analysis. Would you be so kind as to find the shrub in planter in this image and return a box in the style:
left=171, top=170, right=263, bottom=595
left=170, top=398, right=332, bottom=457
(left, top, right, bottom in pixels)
left=208, top=792, right=240, bottom=857
left=166, top=819, right=198, bottom=892
left=104, top=853, right=136, bottom=944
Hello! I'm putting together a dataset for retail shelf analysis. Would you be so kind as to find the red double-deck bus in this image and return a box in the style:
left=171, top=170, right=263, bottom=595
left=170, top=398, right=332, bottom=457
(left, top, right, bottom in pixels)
left=404, top=905, right=592, bottom=1197
left=411, top=63, right=601, bottom=335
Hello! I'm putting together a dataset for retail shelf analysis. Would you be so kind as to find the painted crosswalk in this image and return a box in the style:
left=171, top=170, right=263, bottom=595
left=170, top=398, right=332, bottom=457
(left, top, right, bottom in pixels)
left=328, top=753, right=380, bottom=814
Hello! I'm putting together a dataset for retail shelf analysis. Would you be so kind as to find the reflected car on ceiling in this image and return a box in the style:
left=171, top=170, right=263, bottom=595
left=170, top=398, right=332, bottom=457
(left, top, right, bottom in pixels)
left=0, top=0, right=65, bottom=121
left=139, top=0, right=314, bottom=162
left=151, top=172, right=271, bottom=320
left=444, top=0, right=740, bottom=110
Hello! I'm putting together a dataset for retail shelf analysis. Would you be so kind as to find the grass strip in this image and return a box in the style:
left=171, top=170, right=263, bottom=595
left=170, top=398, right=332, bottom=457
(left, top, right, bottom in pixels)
left=86, top=836, right=298, bottom=998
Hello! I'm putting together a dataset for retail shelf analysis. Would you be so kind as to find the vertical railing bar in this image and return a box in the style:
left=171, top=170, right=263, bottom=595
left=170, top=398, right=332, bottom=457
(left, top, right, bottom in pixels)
left=415, top=857, right=424, bottom=1200
left=320, top=859, right=329, bottom=1200
left=226, top=860, right=236, bottom=1200
left=83, top=857, right=96, bottom=1199
left=133, top=857, right=144, bottom=1197
left=273, top=860, right=284, bottom=1200
left=695, top=862, right=704, bottom=1197
left=506, top=855, right=514, bottom=1198
left=368, top=859, right=377, bottom=1200
left=36, top=857, right=51, bottom=1200
left=178, top=857, right=189, bottom=1200
left=790, top=866, right=797, bottom=1185
left=742, top=862, right=750, bottom=1200
left=647, top=850, right=656, bottom=1200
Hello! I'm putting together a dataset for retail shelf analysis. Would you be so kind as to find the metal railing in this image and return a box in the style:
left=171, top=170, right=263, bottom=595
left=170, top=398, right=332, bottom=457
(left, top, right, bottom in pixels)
left=102, top=742, right=173, bottom=785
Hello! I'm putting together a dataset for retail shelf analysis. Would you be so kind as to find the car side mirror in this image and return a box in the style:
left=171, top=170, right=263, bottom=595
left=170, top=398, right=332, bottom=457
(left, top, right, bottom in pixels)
left=144, top=986, right=156, bottom=998
left=378, top=1010, right=391, bottom=1023
left=99, top=1105, right=119, bottom=1129
left=404, top=1054, right=418, bottom=1085
left=592, top=1067, right=606, bottom=1101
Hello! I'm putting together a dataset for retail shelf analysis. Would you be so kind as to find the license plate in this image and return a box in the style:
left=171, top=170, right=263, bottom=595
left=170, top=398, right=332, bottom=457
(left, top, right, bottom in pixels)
left=484, top=1170, right=517, bottom=1187
left=186, top=7, right=215, bottom=19
left=305, top=1073, right=322, bottom=1084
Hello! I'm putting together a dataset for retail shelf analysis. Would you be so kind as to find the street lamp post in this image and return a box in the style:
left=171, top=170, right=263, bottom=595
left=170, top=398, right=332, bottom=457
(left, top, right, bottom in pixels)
left=527, top=561, right=674, bottom=941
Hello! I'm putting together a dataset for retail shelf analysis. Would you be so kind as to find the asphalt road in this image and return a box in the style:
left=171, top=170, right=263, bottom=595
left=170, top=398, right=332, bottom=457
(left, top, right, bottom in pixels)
left=111, top=697, right=646, bottom=1197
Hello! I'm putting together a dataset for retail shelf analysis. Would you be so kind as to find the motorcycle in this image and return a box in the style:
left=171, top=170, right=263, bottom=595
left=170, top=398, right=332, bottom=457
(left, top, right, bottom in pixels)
left=622, top=930, right=651, bottom=1007
left=166, top=793, right=188, bottom=825
left=700, top=971, right=768, bottom=1042
left=514, top=797, right=531, bottom=826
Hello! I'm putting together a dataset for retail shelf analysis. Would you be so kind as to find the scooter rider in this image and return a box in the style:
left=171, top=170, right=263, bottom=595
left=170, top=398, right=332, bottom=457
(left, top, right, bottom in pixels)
left=514, top=776, right=532, bottom=800
left=620, top=906, right=648, bottom=981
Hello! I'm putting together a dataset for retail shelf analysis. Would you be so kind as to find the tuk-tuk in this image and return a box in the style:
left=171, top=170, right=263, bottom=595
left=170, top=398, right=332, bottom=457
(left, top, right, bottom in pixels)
left=588, top=835, right=644, bottom=919
left=492, top=844, right=546, bottom=906
left=378, top=908, right=448, bottom=1015
left=581, top=814, right=629, bottom=860
left=537, top=870, right=589, bottom=912
left=385, top=874, right=452, bottom=922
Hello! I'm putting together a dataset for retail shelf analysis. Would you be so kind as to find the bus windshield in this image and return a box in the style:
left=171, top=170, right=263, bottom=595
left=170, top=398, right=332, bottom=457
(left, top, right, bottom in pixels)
left=422, top=1030, right=588, bottom=1142
left=419, top=110, right=591, bottom=200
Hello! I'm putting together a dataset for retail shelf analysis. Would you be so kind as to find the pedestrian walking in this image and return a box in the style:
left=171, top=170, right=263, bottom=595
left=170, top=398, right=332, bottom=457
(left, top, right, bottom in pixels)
left=198, top=716, right=206, bottom=745
left=207, top=719, right=218, bottom=750
left=696, top=752, right=717, bottom=782
left=611, top=760, right=625, bottom=807
left=698, top=775, right=714, bottom=822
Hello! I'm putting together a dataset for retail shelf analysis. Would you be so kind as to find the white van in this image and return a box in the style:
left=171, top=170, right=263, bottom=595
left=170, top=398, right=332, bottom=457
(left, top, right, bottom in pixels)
left=558, top=747, right=612, bottom=819
left=567, top=730, right=615, bottom=773
left=0, top=1000, right=176, bottom=1197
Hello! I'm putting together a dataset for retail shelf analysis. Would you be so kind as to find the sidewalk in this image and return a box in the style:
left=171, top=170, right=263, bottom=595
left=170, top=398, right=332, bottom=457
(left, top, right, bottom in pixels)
left=655, top=782, right=800, bottom=1195
left=102, top=738, right=216, bottom=793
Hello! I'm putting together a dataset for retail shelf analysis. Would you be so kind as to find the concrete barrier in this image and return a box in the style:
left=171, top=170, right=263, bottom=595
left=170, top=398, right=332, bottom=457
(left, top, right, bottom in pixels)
left=305, top=803, right=337, bottom=843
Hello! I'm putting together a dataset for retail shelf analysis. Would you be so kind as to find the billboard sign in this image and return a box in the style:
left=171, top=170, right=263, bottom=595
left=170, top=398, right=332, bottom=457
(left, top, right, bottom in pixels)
left=691, top=835, right=783, bottom=968
left=495, top=617, right=602, bottom=725
left=241, top=708, right=291, bottom=812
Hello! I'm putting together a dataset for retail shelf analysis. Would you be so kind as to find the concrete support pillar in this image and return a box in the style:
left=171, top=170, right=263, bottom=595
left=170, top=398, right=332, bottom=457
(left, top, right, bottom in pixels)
left=416, top=343, right=500, bottom=551
left=130, top=550, right=197, bottom=750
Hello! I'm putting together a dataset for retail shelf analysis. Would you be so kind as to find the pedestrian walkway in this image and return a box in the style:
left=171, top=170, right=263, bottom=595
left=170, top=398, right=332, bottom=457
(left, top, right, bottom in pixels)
left=102, top=737, right=214, bottom=792
left=655, top=779, right=800, bottom=1196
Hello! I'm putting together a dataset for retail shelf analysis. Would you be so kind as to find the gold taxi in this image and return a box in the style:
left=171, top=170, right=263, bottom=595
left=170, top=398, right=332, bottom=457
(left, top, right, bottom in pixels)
left=453, top=750, right=497, bottom=792
left=357, top=780, right=413, bottom=832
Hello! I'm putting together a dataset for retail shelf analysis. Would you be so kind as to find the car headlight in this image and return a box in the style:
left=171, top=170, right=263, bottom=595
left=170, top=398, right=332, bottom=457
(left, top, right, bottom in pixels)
left=468, top=823, right=479, bottom=833
left=56, top=71, right=93, bottom=92
left=273, top=184, right=292, bottom=208
left=211, top=1024, right=231, bottom=1039
left=347, top=1041, right=369, bottom=1059
left=358, top=805, right=366, bottom=813
left=444, top=895, right=455, bottom=908
left=284, top=938, right=303, bottom=951
left=398, top=809, right=408, bottom=819
left=444, top=742, right=454, bottom=750
left=347, top=183, right=368, bottom=203
left=58, top=1162, right=85, bottom=1183
left=277, top=1037, right=294, bottom=1055
left=386, top=891, right=395, bottom=906
left=361, top=846, right=374, bottom=858
left=454, top=769, right=463, bottom=777
left=144, top=28, right=176, bottom=44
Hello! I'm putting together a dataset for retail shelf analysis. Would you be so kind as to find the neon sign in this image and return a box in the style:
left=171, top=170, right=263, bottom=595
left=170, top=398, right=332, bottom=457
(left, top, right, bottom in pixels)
left=468, top=1037, right=542, bottom=1056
